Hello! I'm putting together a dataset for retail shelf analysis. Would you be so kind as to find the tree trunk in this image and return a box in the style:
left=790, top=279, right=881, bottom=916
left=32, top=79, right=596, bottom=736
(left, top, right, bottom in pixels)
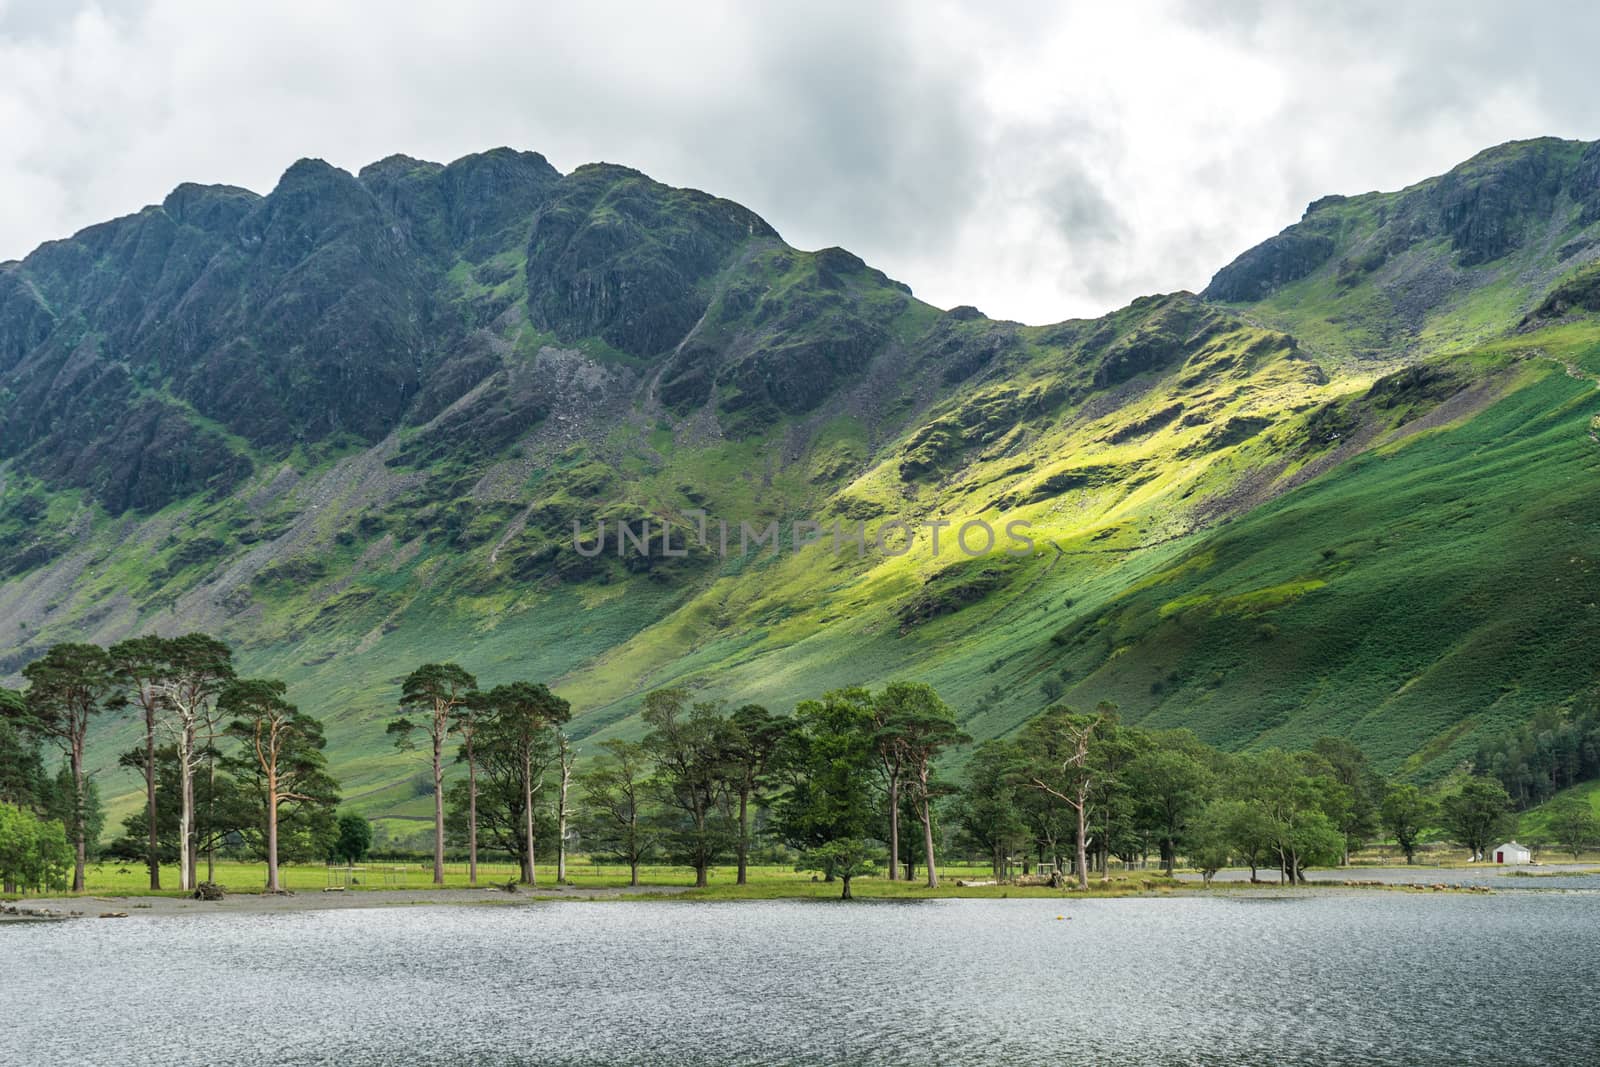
left=557, top=738, right=571, bottom=885
left=70, top=735, right=86, bottom=893
left=736, top=788, right=750, bottom=885
left=431, top=727, right=445, bottom=886
left=467, top=738, right=478, bottom=887
left=921, top=787, right=938, bottom=889
left=887, top=775, right=900, bottom=881
left=840, top=874, right=853, bottom=900
left=205, top=752, right=216, bottom=884
left=144, top=704, right=160, bottom=890
left=178, top=729, right=195, bottom=892
left=1074, top=800, right=1089, bottom=891
left=265, top=779, right=281, bottom=893
left=521, top=752, right=536, bottom=885
left=693, top=806, right=709, bottom=888
left=629, top=859, right=640, bottom=887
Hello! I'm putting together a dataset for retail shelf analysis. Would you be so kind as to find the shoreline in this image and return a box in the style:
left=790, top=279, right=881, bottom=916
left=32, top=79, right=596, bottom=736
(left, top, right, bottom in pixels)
left=1, top=883, right=691, bottom=921
left=9, top=870, right=1587, bottom=921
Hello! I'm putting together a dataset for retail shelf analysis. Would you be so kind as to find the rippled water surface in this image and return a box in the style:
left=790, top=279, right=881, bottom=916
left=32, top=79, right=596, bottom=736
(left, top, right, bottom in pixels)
left=5, top=893, right=1598, bottom=1065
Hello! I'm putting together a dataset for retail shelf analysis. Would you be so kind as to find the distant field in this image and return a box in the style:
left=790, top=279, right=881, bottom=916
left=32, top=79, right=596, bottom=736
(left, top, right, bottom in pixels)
left=1517, top=780, right=1600, bottom=844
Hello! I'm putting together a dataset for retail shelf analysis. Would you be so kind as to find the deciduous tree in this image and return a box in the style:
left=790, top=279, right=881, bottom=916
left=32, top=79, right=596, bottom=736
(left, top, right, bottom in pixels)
left=1310, top=737, right=1383, bottom=865
left=0, top=802, right=72, bottom=895
left=1380, top=784, right=1434, bottom=865
left=774, top=688, right=878, bottom=876
left=798, top=839, right=882, bottom=900
left=578, top=739, right=656, bottom=885
left=642, top=689, right=734, bottom=888
left=1236, top=750, right=1343, bottom=883
left=1129, top=748, right=1211, bottom=875
left=1442, top=778, right=1513, bottom=860
left=332, top=812, right=374, bottom=865
left=952, top=740, right=1027, bottom=878
left=1546, top=797, right=1597, bottom=860
left=1187, top=802, right=1237, bottom=887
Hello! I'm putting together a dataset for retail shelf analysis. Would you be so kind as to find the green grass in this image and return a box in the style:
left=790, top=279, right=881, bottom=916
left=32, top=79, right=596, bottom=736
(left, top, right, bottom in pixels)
left=5, top=858, right=1188, bottom=902
left=1516, top=780, right=1600, bottom=843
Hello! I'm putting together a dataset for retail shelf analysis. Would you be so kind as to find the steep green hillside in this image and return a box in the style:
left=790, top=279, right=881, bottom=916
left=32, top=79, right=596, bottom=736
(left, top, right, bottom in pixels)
left=2, top=137, right=1598, bottom=836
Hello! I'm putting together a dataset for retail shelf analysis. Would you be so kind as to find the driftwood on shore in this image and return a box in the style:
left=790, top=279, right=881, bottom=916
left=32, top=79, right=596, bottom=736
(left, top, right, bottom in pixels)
left=1006, top=872, right=1068, bottom=888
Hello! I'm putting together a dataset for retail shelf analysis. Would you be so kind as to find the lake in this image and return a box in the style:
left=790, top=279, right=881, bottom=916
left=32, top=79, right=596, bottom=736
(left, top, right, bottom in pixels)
left=4, top=890, right=1597, bottom=1065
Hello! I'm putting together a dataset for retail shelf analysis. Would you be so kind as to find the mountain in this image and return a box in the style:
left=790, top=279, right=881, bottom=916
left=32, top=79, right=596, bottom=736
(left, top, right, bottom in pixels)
left=2, top=139, right=1597, bottom=842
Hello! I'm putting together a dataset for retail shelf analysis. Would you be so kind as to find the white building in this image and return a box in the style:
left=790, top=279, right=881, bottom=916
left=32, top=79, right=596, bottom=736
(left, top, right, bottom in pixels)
left=1491, top=841, right=1532, bottom=865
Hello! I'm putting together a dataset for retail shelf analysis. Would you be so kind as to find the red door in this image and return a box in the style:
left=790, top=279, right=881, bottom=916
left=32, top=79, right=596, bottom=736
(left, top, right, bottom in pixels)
left=1496, top=851, right=1504, bottom=863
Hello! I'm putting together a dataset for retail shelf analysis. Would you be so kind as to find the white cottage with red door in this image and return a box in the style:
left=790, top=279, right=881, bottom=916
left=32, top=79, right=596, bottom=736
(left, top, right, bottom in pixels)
left=1491, top=841, right=1531, bottom=865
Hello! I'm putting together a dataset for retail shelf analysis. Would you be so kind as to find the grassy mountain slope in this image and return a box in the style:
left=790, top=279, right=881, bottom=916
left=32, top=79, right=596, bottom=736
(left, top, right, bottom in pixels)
left=2, top=139, right=1598, bottom=839
left=1204, top=137, right=1600, bottom=364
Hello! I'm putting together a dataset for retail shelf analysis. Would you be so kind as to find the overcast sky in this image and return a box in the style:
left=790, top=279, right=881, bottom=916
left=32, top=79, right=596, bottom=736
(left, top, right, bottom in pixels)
left=2, top=1, right=1597, bottom=324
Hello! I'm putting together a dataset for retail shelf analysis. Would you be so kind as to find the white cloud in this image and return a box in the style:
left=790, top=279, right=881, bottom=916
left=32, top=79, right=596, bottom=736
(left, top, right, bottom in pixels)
left=0, top=0, right=1594, bottom=323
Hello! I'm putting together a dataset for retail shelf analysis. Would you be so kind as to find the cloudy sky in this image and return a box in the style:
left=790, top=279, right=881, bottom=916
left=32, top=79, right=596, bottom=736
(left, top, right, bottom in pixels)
left=2, top=1, right=1596, bottom=324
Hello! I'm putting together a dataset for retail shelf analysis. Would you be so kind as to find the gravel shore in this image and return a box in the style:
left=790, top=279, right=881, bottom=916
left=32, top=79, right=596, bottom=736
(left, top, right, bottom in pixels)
left=2, top=883, right=690, bottom=921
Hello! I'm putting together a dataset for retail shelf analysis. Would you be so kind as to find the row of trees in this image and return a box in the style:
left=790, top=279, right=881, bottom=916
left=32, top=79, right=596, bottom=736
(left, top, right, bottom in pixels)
left=1474, top=689, right=1600, bottom=809
left=431, top=683, right=1565, bottom=896
left=387, top=665, right=573, bottom=886
left=951, top=706, right=1567, bottom=886
left=953, top=708, right=1374, bottom=888
left=7, top=640, right=1590, bottom=897
left=0, top=638, right=340, bottom=893
left=401, top=673, right=965, bottom=899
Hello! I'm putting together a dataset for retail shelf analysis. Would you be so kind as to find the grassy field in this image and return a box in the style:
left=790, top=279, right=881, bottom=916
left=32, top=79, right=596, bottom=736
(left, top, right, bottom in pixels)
left=13, top=858, right=1186, bottom=901
left=1517, top=779, right=1600, bottom=845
